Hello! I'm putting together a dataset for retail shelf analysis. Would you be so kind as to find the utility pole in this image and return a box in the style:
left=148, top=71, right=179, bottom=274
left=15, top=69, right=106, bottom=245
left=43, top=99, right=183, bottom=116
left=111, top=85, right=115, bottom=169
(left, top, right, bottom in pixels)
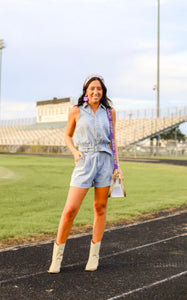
left=0, top=39, right=5, bottom=121
left=157, top=0, right=160, bottom=118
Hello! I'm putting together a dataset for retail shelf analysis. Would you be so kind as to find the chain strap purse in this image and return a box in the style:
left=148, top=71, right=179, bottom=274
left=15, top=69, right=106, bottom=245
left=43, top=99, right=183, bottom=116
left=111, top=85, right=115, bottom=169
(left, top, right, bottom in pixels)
left=106, top=108, right=126, bottom=198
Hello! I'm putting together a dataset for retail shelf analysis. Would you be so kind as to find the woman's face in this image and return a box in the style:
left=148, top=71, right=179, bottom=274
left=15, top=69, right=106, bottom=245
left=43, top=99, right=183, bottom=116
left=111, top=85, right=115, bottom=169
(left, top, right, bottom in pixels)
left=86, top=80, right=103, bottom=105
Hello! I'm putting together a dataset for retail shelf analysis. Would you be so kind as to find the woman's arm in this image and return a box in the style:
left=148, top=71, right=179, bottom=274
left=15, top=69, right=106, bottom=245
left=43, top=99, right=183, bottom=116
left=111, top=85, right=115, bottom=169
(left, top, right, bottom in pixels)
left=111, top=108, right=124, bottom=181
left=65, top=106, right=84, bottom=162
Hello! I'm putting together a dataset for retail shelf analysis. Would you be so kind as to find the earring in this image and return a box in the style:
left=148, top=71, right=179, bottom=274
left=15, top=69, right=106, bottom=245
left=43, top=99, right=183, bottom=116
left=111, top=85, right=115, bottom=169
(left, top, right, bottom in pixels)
left=83, top=95, right=88, bottom=101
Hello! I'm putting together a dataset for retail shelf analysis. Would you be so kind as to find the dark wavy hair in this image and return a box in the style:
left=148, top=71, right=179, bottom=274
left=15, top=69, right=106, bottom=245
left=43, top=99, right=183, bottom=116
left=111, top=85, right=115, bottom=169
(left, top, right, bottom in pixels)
left=77, top=76, right=112, bottom=108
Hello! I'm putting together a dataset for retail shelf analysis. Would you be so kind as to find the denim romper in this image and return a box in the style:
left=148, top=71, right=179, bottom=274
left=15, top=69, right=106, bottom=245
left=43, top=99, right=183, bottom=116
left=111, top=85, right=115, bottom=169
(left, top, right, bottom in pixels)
left=70, top=102, right=114, bottom=188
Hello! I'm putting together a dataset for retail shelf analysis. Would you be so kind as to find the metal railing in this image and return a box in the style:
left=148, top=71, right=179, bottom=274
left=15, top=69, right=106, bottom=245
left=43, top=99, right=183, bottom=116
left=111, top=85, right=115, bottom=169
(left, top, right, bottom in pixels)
left=116, top=106, right=187, bottom=120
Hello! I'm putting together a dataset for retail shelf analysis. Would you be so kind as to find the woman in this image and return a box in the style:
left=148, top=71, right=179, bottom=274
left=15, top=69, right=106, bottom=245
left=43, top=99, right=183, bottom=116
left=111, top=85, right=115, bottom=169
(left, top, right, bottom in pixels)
left=48, top=74, right=124, bottom=273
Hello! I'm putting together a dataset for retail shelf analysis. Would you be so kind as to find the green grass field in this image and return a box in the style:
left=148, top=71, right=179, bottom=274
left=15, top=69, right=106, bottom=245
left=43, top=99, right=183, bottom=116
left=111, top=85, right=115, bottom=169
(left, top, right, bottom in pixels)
left=0, top=154, right=186, bottom=241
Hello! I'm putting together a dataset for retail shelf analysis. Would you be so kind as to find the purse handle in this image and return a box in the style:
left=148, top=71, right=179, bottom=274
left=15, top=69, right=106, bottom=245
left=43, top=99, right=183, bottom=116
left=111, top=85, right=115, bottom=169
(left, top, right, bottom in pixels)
left=106, top=108, right=118, bottom=169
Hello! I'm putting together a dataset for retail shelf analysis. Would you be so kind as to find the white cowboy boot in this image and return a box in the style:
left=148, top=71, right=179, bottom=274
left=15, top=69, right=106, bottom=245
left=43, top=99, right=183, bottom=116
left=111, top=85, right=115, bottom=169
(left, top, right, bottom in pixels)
left=48, top=242, right=65, bottom=273
left=85, top=241, right=101, bottom=271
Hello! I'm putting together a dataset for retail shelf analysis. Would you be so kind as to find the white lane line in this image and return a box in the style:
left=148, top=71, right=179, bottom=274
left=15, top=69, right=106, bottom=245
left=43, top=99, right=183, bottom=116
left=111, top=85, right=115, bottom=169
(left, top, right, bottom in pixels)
left=0, top=271, right=45, bottom=286
left=1, top=210, right=186, bottom=253
left=107, top=270, right=187, bottom=300
left=0, top=233, right=186, bottom=286
left=106, top=210, right=187, bottom=233
left=102, top=233, right=187, bottom=260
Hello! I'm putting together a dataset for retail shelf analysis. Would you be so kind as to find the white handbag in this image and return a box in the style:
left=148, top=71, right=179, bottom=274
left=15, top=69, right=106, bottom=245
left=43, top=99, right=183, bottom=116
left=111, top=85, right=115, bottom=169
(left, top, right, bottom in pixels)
left=108, top=173, right=126, bottom=198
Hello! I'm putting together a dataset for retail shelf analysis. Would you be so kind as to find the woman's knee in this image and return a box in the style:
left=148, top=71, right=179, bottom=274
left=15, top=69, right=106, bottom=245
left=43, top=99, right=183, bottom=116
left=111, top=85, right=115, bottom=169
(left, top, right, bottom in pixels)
left=94, top=203, right=107, bottom=216
left=63, top=206, right=77, bottom=222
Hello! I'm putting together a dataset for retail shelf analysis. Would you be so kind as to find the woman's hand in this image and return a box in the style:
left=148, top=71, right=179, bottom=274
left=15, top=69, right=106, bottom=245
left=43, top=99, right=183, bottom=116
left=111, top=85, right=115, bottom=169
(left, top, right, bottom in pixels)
left=114, top=166, right=124, bottom=181
left=73, top=150, right=85, bottom=162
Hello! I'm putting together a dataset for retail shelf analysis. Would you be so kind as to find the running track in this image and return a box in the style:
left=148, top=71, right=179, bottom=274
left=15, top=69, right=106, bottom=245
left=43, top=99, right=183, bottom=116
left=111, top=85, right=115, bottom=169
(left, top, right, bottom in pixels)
left=0, top=211, right=186, bottom=299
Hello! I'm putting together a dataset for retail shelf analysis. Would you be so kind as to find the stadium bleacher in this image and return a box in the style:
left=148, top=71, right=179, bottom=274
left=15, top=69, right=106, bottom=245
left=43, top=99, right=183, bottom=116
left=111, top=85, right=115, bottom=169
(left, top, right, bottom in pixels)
left=116, top=115, right=187, bottom=146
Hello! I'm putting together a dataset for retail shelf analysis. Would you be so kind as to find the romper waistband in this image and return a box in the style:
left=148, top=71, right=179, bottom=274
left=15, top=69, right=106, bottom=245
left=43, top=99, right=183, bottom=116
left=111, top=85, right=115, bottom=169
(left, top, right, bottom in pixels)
left=78, top=143, right=111, bottom=153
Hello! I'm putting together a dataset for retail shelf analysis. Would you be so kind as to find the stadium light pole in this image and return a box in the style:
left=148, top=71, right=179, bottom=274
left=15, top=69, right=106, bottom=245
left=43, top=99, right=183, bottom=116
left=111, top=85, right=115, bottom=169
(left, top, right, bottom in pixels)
left=156, top=0, right=160, bottom=118
left=0, top=39, right=5, bottom=121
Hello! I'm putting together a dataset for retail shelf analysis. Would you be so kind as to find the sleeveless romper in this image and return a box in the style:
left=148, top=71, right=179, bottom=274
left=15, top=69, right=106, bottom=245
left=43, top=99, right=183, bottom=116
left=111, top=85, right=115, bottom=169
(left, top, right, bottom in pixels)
left=70, top=102, right=114, bottom=188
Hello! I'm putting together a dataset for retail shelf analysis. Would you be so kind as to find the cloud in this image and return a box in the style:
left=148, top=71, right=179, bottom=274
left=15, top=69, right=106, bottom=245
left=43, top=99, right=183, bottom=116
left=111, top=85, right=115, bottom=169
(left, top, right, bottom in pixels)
left=160, top=0, right=187, bottom=4
left=159, top=51, right=187, bottom=102
left=113, top=97, right=155, bottom=111
left=161, top=52, right=187, bottom=78
left=117, top=53, right=156, bottom=93
left=113, top=49, right=187, bottom=103
left=1, top=101, right=36, bottom=120
left=167, top=99, right=187, bottom=106
left=49, top=0, right=109, bottom=3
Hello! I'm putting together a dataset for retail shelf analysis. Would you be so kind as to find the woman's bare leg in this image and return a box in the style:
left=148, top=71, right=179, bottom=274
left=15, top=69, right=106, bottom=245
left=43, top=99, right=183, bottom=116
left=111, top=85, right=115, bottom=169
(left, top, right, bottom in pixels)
left=92, top=186, right=110, bottom=243
left=56, top=186, right=89, bottom=245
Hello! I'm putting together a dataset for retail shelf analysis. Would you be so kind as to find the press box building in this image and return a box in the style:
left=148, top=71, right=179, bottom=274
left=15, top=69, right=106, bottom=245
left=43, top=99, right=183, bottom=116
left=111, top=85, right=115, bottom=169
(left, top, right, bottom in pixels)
left=36, top=97, right=73, bottom=123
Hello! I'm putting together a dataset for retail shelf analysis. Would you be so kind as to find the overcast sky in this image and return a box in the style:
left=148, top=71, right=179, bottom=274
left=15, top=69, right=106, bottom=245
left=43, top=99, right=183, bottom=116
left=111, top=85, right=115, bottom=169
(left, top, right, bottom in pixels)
left=0, top=0, right=186, bottom=132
